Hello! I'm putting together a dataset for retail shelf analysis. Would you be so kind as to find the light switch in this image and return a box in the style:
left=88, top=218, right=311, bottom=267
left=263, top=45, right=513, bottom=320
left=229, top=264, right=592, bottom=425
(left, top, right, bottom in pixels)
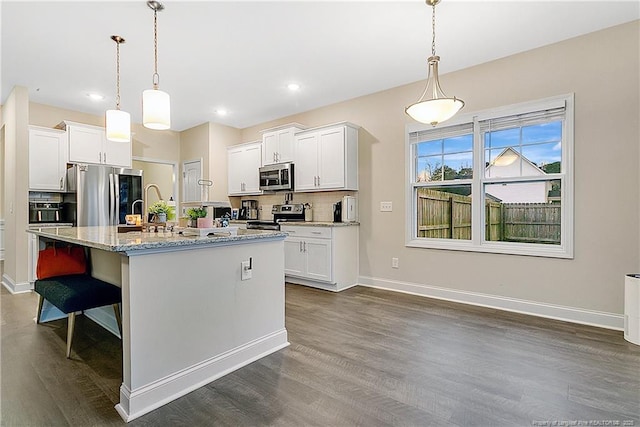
left=380, top=201, right=393, bottom=212
left=241, top=260, right=252, bottom=280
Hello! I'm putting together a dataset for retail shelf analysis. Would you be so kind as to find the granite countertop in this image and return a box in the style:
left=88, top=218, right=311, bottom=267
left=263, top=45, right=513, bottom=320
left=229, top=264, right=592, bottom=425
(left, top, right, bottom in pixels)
left=28, top=223, right=74, bottom=228
left=278, top=221, right=360, bottom=227
left=27, top=226, right=287, bottom=253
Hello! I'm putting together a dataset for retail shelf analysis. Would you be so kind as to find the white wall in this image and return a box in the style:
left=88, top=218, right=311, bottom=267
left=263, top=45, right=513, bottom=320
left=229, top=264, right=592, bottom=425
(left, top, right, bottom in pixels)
left=241, top=21, right=640, bottom=318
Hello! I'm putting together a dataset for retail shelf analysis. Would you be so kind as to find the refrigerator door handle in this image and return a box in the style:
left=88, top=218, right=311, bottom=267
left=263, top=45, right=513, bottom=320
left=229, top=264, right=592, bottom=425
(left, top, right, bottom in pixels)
left=114, top=173, right=120, bottom=226
left=109, top=173, right=116, bottom=225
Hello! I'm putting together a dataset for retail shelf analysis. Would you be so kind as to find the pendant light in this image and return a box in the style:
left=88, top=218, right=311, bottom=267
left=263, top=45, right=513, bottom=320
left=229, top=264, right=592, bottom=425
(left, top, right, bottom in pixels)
left=142, top=0, right=171, bottom=130
left=405, top=0, right=464, bottom=126
left=106, top=35, right=131, bottom=142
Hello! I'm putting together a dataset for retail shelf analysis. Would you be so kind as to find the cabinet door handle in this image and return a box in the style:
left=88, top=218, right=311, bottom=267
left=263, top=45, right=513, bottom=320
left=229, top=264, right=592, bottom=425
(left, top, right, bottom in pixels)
left=303, top=241, right=307, bottom=252
left=104, top=152, right=107, bottom=163
left=99, top=152, right=102, bottom=163
left=59, top=178, right=63, bottom=189
left=311, top=231, right=321, bottom=235
left=299, top=241, right=303, bottom=252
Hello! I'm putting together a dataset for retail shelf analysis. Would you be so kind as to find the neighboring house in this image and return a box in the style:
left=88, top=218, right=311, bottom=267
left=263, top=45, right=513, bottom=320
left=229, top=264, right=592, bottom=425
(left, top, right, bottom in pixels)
left=484, top=147, right=551, bottom=203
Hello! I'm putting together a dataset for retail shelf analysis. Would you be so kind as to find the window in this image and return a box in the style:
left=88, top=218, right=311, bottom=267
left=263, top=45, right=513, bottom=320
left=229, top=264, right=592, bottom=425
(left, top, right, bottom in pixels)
left=406, top=94, right=574, bottom=258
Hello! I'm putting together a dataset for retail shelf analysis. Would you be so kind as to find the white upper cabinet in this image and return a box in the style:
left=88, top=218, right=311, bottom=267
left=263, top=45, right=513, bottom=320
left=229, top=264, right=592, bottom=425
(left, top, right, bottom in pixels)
left=228, top=141, right=263, bottom=195
left=59, top=121, right=131, bottom=168
left=294, top=122, right=358, bottom=192
left=29, top=126, right=68, bottom=191
left=261, top=124, right=305, bottom=165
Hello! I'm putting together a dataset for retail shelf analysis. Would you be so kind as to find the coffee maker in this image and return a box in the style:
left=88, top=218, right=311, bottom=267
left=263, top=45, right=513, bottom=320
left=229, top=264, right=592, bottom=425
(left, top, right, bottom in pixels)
left=239, top=200, right=258, bottom=220
left=333, top=201, right=342, bottom=223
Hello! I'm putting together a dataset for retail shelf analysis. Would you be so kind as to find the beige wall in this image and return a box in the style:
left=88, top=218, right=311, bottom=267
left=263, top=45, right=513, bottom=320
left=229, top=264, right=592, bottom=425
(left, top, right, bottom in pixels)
left=208, top=123, right=241, bottom=202
left=1, top=87, right=30, bottom=287
left=132, top=160, right=175, bottom=206
left=242, top=21, right=640, bottom=315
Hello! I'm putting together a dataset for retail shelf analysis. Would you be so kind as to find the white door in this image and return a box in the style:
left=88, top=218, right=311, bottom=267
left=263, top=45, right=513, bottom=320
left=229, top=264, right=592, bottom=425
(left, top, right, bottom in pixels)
left=318, top=127, right=345, bottom=190
left=104, top=138, right=132, bottom=168
left=294, top=133, right=319, bottom=191
left=262, top=132, right=278, bottom=165
left=276, top=129, right=295, bottom=163
left=284, top=238, right=305, bottom=277
left=304, top=238, right=332, bottom=282
left=68, top=125, right=103, bottom=164
left=29, top=128, right=64, bottom=190
left=183, top=160, right=201, bottom=202
left=243, top=143, right=262, bottom=193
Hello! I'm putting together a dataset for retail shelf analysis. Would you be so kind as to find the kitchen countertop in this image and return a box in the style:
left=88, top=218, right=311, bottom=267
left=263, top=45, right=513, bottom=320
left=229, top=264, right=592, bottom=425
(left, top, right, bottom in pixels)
left=28, top=222, right=73, bottom=228
left=27, top=225, right=287, bottom=253
left=279, top=221, right=360, bottom=227
left=230, top=220, right=359, bottom=227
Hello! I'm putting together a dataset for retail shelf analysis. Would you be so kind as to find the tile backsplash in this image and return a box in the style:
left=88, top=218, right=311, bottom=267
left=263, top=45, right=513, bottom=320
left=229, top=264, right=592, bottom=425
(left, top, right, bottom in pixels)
left=231, top=191, right=357, bottom=222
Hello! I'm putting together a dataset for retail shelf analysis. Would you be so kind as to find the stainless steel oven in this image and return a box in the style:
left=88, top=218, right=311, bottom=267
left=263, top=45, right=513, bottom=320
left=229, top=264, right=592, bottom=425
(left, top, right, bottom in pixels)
left=29, top=202, right=63, bottom=223
left=259, top=162, right=294, bottom=191
left=246, top=203, right=305, bottom=230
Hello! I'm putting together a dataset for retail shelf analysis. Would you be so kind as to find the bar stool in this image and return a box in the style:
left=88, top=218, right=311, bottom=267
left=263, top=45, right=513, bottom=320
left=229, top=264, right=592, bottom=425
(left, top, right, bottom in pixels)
left=35, top=274, right=122, bottom=358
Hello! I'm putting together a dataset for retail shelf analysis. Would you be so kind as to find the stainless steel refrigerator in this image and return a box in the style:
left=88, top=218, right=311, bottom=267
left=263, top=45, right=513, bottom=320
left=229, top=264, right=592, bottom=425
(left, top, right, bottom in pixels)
left=64, top=164, right=143, bottom=226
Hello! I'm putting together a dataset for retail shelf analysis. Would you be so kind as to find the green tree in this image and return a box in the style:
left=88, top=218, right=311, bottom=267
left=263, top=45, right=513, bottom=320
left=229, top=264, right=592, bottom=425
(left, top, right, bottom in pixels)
left=430, top=165, right=457, bottom=181
left=542, top=161, right=560, bottom=174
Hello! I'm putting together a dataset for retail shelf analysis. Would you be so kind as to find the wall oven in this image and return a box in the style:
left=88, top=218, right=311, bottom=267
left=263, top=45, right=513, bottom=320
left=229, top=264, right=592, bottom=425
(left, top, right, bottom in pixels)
left=259, top=162, right=294, bottom=191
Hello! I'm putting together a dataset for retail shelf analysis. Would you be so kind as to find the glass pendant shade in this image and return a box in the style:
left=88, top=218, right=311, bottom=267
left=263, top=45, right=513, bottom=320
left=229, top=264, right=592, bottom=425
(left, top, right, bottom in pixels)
left=406, top=56, right=464, bottom=126
left=106, top=109, right=131, bottom=142
left=142, top=88, right=171, bottom=130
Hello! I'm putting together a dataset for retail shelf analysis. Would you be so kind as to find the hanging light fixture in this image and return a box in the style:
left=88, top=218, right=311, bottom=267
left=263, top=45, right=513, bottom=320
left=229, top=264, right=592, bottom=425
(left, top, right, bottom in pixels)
left=106, top=35, right=131, bottom=142
left=405, top=0, right=464, bottom=126
left=142, top=0, right=171, bottom=130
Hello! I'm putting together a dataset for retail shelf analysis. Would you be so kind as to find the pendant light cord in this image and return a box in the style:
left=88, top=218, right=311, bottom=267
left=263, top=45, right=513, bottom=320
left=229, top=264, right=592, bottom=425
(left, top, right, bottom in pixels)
left=116, top=40, right=121, bottom=110
left=153, top=8, right=160, bottom=89
left=431, top=2, right=437, bottom=57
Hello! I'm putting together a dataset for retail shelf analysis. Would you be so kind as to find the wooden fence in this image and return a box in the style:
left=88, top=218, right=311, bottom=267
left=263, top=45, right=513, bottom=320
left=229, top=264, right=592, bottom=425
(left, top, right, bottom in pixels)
left=417, top=188, right=561, bottom=244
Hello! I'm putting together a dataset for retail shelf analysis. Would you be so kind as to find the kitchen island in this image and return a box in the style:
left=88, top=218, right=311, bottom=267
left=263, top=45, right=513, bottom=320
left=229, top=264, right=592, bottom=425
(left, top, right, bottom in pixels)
left=27, top=226, right=289, bottom=422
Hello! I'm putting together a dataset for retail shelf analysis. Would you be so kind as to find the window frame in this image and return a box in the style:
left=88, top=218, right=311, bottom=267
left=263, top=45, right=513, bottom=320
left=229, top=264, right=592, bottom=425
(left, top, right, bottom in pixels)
left=405, top=94, right=574, bottom=258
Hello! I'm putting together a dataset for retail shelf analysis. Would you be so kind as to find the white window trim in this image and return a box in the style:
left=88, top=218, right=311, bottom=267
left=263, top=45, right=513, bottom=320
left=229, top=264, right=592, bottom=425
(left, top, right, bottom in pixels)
left=405, top=94, right=574, bottom=259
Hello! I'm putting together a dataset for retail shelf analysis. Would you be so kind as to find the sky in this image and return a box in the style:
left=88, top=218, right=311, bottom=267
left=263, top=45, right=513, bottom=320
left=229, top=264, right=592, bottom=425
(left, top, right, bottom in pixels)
left=416, top=120, right=563, bottom=181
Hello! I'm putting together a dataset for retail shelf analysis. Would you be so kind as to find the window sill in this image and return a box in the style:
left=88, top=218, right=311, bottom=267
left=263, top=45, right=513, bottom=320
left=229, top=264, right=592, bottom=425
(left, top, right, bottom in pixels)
left=406, top=238, right=573, bottom=259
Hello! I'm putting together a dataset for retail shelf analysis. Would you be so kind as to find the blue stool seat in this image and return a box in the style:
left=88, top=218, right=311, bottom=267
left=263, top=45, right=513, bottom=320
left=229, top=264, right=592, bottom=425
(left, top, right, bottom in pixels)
left=35, top=274, right=122, bottom=358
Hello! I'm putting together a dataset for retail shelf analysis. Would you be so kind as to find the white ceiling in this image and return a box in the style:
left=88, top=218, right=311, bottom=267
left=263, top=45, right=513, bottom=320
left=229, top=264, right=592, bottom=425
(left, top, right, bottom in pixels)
left=2, top=1, right=638, bottom=131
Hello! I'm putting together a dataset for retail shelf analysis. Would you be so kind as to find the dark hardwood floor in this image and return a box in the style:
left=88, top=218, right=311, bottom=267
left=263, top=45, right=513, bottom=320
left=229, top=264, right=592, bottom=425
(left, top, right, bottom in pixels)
left=1, top=278, right=639, bottom=426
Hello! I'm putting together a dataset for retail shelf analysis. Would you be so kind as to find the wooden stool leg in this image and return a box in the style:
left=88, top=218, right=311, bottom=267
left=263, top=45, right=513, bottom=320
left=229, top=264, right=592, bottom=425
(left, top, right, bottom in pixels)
left=113, top=304, right=123, bottom=338
left=66, top=312, right=76, bottom=359
left=36, top=295, right=44, bottom=324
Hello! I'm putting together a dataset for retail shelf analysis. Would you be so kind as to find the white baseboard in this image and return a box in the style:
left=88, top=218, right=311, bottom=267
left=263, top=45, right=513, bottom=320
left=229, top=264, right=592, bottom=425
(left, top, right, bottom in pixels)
left=358, top=276, right=623, bottom=331
left=285, top=276, right=358, bottom=292
left=115, top=329, right=289, bottom=423
left=2, top=273, right=33, bottom=294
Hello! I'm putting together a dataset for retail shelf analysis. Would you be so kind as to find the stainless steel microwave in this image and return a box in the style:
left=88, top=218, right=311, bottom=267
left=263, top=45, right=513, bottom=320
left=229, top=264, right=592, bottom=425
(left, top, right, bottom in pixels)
left=259, top=162, right=294, bottom=191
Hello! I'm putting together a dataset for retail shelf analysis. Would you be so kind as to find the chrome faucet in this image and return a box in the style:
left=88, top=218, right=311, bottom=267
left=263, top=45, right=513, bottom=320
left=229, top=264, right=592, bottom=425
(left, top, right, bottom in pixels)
left=131, top=199, right=143, bottom=215
left=143, top=184, right=164, bottom=222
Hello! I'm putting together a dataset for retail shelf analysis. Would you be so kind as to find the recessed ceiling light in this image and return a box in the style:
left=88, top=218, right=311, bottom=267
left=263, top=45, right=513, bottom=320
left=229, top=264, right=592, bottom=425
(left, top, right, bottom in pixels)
left=287, top=83, right=300, bottom=91
left=87, top=93, right=104, bottom=101
left=215, top=109, right=228, bottom=116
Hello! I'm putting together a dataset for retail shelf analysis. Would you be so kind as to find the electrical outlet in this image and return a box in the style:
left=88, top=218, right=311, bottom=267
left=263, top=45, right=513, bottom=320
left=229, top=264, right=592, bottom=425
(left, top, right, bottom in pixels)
left=380, top=201, right=393, bottom=212
left=392, top=257, right=399, bottom=269
left=241, top=260, right=252, bottom=280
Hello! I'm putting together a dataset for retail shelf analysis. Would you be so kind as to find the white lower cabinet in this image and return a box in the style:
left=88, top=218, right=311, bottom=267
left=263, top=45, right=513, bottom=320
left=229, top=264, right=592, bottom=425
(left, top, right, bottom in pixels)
left=281, top=224, right=358, bottom=292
